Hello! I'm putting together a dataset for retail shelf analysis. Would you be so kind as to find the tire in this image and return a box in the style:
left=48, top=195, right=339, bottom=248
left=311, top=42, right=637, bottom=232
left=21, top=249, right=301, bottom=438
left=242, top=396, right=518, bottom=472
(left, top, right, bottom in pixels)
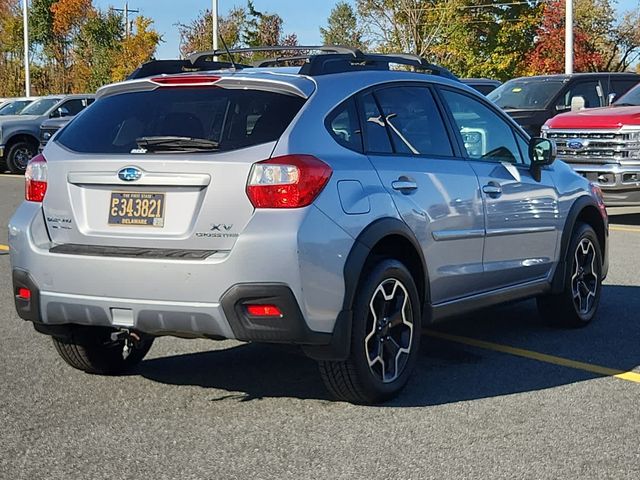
left=319, top=258, right=421, bottom=404
left=537, top=222, right=603, bottom=328
left=0, top=155, right=7, bottom=173
left=6, top=140, right=37, bottom=174
left=51, top=327, right=154, bottom=375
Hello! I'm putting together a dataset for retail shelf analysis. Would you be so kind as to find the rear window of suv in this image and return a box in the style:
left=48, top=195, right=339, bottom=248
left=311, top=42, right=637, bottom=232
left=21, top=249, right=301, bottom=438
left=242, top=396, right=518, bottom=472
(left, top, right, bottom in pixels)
left=56, top=87, right=306, bottom=154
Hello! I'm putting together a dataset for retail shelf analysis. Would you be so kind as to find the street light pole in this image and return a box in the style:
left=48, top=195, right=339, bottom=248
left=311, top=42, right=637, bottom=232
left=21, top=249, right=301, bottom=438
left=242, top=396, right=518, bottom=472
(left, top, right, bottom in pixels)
left=22, top=0, right=31, bottom=97
left=565, top=0, right=573, bottom=74
left=212, top=0, right=219, bottom=57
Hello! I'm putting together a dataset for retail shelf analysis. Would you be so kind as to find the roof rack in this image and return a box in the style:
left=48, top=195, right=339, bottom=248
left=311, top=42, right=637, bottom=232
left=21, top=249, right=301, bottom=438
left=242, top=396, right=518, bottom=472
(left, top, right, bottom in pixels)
left=187, top=45, right=361, bottom=65
left=130, top=46, right=458, bottom=81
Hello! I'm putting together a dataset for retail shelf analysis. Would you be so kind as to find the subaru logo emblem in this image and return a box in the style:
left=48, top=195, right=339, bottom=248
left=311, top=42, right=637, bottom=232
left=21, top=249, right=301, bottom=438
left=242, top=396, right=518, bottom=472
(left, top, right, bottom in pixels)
left=118, top=167, right=142, bottom=182
left=567, top=139, right=586, bottom=150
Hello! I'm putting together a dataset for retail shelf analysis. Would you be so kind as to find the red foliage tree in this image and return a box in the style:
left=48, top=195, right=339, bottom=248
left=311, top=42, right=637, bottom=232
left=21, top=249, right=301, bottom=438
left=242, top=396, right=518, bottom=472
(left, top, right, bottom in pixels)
left=525, top=0, right=604, bottom=74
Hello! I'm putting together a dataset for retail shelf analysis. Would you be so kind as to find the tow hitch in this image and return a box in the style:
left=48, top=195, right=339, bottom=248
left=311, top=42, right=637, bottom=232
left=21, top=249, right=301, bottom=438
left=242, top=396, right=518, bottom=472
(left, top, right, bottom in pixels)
left=110, top=329, right=142, bottom=359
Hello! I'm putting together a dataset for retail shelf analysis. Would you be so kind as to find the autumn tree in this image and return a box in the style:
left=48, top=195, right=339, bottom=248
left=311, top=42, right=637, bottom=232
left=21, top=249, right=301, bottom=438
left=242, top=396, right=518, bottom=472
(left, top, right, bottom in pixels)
left=178, top=2, right=298, bottom=63
left=0, top=0, right=25, bottom=96
left=73, top=9, right=124, bottom=91
left=356, top=0, right=541, bottom=80
left=320, top=2, right=366, bottom=49
left=111, top=16, right=162, bottom=82
left=525, top=0, right=605, bottom=74
left=178, top=7, right=246, bottom=57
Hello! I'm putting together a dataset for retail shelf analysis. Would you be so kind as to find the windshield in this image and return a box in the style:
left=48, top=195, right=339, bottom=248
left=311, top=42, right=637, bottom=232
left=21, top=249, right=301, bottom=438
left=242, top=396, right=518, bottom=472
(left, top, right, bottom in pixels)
left=487, top=78, right=565, bottom=110
left=57, top=87, right=305, bottom=154
left=0, top=100, right=33, bottom=115
left=614, top=84, right=640, bottom=106
left=20, top=98, right=61, bottom=116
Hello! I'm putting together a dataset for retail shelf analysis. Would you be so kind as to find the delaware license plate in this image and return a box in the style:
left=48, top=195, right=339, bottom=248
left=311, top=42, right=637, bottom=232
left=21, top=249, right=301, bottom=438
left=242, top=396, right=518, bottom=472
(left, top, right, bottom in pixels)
left=108, top=192, right=165, bottom=227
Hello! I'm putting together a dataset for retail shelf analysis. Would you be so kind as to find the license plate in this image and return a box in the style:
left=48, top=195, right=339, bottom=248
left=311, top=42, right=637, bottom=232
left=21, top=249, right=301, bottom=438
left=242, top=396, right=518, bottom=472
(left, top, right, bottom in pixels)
left=108, top=192, right=165, bottom=227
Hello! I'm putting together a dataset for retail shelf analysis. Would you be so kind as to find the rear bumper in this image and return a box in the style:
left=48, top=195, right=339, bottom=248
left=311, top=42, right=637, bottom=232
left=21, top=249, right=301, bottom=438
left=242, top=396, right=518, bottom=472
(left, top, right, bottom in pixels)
left=13, top=269, right=332, bottom=345
left=568, top=162, right=640, bottom=205
left=8, top=202, right=351, bottom=346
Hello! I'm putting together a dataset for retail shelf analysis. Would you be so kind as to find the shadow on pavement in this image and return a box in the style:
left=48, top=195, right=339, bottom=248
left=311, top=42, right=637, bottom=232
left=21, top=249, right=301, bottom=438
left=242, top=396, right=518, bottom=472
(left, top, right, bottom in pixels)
left=134, top=284, right=640, bottom=407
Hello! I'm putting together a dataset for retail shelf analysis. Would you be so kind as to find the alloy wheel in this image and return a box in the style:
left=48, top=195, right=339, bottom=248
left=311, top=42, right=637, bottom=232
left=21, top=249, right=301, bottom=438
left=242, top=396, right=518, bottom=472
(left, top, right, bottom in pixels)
left=364, top=278, right=414, bottom=383
left=13, top=146, right=34, bottom=171
left=571, top=238, right=599, bottom=315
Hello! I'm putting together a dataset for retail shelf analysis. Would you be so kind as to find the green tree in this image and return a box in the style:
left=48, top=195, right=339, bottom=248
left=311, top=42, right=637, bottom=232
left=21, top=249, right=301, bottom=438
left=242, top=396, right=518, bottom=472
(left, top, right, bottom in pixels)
left=320, top=2, right=366, bottom=49
left=356, top=0, right=541, bottom=80
left=111, top=16, right=162, bottom=82
left=74, top=9, right=124, bottom=91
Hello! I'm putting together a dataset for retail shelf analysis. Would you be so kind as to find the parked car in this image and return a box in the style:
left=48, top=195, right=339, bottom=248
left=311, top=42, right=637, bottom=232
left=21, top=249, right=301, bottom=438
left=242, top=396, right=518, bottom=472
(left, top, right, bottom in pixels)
left=9, top=47, right=608, bottom=404
left=487, top=72, right=640, bottom=136
left=542, top=82, right=640, bottom=206
left=0, top=94, right=94, bottom=173
left=462, top=78, right=501, bottom=96
left=39, top=99, right=95, bottom=151
left=0, top=97, right=36, bottom=116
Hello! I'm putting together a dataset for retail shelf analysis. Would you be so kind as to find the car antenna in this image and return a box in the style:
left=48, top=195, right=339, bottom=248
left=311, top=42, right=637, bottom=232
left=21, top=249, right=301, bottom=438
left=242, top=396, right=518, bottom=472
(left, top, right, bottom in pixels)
left=219, top=35, right=238, bottom=70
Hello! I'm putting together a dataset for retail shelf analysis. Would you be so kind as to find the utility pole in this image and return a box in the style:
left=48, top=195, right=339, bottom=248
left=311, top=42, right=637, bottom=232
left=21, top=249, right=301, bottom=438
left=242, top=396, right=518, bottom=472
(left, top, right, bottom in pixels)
left=23, top=0, right=31, bottom=97
left=112, top=2, right=140, bottom=38
left=212, top=0, right=218, bottom=58
left=565, top=0, right=573, bottom=74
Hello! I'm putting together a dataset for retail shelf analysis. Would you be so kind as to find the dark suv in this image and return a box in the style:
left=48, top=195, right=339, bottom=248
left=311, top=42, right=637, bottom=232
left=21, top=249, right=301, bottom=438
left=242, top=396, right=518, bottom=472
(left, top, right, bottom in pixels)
left=488, top=72, right=640, bottom=135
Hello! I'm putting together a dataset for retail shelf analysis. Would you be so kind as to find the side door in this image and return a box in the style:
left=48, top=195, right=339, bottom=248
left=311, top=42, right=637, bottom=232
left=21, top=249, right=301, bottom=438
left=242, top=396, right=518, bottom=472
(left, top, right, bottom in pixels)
left=438, top=87, right=561, bottom=290
left=359, top=84, right=486, bottom=304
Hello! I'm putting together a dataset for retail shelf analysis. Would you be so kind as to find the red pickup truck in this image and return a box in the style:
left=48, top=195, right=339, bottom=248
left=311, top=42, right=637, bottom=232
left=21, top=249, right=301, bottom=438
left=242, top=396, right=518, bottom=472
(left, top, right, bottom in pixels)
left=542, top=83, right=640, bottom=206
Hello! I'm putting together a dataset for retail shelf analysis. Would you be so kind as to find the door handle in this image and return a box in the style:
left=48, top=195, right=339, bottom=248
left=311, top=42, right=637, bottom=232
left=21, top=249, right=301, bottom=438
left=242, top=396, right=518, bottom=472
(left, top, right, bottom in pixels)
left=482, top=184, right=502, bottom=197
left=392, top=179, right=418, bottom=192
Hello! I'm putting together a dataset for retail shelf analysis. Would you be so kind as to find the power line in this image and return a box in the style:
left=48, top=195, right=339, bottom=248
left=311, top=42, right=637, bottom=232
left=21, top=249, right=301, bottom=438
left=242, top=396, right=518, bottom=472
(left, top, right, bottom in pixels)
left=111, top=2, right=140, bottom=38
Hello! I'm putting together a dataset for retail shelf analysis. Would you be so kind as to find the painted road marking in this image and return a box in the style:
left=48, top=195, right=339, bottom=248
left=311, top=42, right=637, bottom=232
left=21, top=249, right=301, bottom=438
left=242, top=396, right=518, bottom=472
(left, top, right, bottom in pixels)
left=0, top=244, right=9, bottom=251
left=425, top=330, right=640, bottom=384
left=610, top=225, right=640, bottom=233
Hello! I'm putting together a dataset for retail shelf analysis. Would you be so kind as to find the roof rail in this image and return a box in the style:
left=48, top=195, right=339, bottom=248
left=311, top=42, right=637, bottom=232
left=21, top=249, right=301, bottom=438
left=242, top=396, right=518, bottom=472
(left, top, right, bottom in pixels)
left=299, top=51, right=458, bottom=79
left=187, top=45, right=361, bottom=65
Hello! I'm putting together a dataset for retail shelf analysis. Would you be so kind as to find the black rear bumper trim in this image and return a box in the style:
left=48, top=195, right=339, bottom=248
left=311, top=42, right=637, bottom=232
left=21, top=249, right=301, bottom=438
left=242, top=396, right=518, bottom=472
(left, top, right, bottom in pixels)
left=49, top=244, right=216, bottom=259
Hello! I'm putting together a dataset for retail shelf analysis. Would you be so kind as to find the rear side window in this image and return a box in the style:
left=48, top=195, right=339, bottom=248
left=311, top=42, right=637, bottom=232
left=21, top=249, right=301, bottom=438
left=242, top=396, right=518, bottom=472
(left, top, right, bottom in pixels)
left=360, top=92, right=393, bottom=154
left=325, top=98, right=363, bottom=152
left=374, top=86, right=453, bottom=157
left=56, top=88, right=305, bottom=154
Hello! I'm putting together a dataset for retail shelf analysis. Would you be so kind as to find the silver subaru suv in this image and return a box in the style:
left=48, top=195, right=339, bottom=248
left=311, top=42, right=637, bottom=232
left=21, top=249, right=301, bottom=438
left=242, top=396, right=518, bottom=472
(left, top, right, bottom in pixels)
left=9, top=47, right=609, bottom=404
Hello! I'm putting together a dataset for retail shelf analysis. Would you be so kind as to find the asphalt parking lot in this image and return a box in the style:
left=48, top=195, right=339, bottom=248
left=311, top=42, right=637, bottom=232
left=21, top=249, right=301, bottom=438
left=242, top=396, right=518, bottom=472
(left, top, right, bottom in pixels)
left=0, top=174, right=638, bottom=479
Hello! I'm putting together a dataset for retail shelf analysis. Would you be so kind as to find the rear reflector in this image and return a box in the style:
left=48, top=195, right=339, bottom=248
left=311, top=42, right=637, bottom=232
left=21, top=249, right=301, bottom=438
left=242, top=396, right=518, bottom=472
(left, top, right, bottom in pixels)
left=246, top=155, right=332, bottom=208
left=245, top=304, right=283, bottom=317
left=17, top=288, right=31, bottom=300
left=151, top=74, right=221, bottom=86
left=25, top=154, right=47, bottom=202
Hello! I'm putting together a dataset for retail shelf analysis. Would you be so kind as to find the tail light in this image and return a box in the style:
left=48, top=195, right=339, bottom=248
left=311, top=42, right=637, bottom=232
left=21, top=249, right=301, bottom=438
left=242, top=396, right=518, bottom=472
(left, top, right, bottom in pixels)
left=590, top=183, right=608, bottom=221
left=245, top=304, right=283, bottom=318
left=25, top=154, right=47, bottom=202
left=246, top=155, right=332, bottom=208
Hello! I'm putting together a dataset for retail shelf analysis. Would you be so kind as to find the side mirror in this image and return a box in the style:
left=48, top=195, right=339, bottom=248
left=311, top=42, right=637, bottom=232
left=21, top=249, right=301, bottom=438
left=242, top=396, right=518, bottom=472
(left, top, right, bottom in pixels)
left=570, top=95, right=585, bottom=111
left=529, top=137, right=556, bottom=167
left=52, top=106, right=70, bottom=118
left=608, top=92, right=616, bottom=105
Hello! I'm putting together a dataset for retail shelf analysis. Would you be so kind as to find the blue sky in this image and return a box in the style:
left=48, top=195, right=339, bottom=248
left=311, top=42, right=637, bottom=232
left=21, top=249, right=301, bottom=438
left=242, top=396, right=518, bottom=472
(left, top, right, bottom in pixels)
left=93, top=0, right=640, bottom=59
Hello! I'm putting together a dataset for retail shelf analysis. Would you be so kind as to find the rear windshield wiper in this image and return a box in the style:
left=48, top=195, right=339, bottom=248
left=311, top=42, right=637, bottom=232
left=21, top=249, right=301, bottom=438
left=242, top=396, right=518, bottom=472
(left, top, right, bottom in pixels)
left=136, top=136, right=220, bottom=152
